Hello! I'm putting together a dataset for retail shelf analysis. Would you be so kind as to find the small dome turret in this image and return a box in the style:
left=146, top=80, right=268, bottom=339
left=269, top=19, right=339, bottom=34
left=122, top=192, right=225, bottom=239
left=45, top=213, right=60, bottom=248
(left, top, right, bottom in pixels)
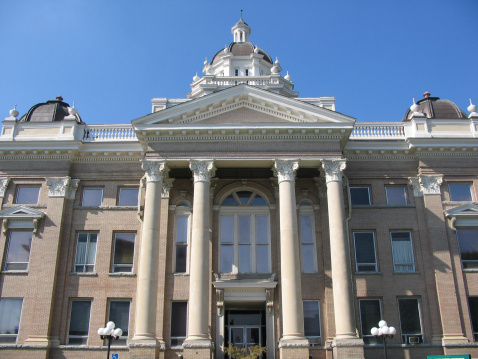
left=231, top=11, right=251, bottom=43
left=18, top=96, right=84, bottom=124
left=403, top=92, right=467, bottom=121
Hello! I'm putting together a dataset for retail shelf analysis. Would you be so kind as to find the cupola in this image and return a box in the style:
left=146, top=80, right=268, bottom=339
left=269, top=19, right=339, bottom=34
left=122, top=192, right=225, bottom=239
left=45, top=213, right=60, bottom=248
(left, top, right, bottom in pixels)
left=403, top=92, right=468, bottom=121
left=18, top=96, right=84, bottom=124
left=231, top=11, right=251, bottom=43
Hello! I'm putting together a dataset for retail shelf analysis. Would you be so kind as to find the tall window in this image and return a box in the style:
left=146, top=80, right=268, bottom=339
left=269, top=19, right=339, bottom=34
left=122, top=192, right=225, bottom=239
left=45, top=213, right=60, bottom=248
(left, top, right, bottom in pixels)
left=386, top=186, right=407, bottom=205
left=398, top=298, right=423, bottom=344
left=391, top=231, right=415, bottom=272
left=14, top=186, right=40, bottom=204
left=219, top=190, right=270, bottom=273
left=359, top=299, right=381, bottom=344
left=234, top=69, right=239, bottom=76
left=112, top=232, right=135, bottom=272
left=350, top=187, right=371, bottom=205
left=117, top=187, right=139, bottom=206
left=175, top=202, right=191, bottom=273
left=0, top=298, right=23, bottom=344
left=456, top=229, right=478, bottom=270
left=108, top=301, right=130, bottom=345
left=171, top=301, right=187, bottom=347
left=81, top=188, right=103, bottom=206
left=74, top=233, right=98, bottom=273
left=299, top=202, right=317, bottom=273
left=468, top=297, right=478, bottom=342
left=4, top=230, right=33, bottom=271
left=449, top=183, right=473, bottom=201
left=68, top=300, right=91, bottom=345
left=245, top=69, right=249, bottom=76
left=353, top=232, right=377, bottom=272
left=303, top=300, right=321, bottom=344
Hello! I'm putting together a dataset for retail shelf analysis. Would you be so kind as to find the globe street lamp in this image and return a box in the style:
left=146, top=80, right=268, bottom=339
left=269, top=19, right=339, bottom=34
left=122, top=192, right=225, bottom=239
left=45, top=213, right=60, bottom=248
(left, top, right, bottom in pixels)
left=371, top=320, right=396, bottom=359
left=98, top=321, right=123, bottom=359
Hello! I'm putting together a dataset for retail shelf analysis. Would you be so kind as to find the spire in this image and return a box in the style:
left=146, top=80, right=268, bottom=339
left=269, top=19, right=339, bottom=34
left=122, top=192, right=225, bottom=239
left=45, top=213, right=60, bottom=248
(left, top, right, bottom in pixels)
left=232, top=11, right=251, bottom=43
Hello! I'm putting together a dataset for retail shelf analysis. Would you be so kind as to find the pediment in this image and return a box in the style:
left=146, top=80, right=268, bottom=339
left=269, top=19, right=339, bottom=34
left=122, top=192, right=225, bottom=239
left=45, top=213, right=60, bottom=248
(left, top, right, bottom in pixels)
left=0, top=205, right=46, bottom=219
left=133, top=85, right=355, bottom=128
left=444, top=203, right=478, bottom=223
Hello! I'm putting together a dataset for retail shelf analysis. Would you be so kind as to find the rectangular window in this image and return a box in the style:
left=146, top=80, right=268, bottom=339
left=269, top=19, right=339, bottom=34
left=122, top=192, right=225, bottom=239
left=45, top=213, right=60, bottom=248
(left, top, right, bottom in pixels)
left=386, top=186, right=407, bottom=205
left=303, top=300, right=321, bottom=344
left=14, top=185, right=40, bottom=204
left=117, top=187, right=139, bottom=206
left=0, top=298, right=23, bottom=344
left=359, top=299, right=381, bottom=344
left=68, top=300, right=91, bottom=345
left=81, top=188, right=103, bottom=206
left=171, top=301, right=187, bottom=347
left=175, top=215, right=189, bottom=273
left=74, top=233, right=98, bottom=273
left=469, top=297, right=478, bottom=342
left=350, top=187, right=371, bottom=205
left=449, top=183, right=473, bottom=201
left=299, top=214, right=316, bottom=273
left=391, top=232, right=415, bottom=272
left=245, top=69, right=249, bottom=76
left=398, top=298, right=423, bottom=344
left=4, top=230, right=32, bottom=271
left=353, top=232, right=377, bottom=272
left=234, top=69, right=239, bottom=76
left=108, top=301, right=130, bottom=345
left=456, top=229, right=478, bottom=270
left=112, top=232, right=135, bottom=273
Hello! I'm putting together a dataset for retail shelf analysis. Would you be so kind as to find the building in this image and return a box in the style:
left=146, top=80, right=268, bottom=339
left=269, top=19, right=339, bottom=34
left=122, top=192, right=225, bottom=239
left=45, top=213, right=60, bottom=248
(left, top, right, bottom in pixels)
left=1, top=16, right=478, bottom=359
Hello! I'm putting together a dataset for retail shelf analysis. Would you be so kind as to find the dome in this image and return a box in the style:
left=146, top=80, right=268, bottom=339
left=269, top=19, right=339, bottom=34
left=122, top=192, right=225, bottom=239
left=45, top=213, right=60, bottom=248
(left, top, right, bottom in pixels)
left=211, top=42, right=273, bottom=65
left=18, top=96, right=84, bottom=124
left=403, top=92, right=467, bottom=121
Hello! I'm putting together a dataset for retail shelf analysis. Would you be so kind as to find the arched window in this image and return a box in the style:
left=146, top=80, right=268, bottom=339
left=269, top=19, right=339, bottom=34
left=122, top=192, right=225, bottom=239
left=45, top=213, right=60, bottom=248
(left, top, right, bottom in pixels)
left=219, top=190, right=270, bottom=273
left=298, top=201, right=317, bottom=273
left=174, top=201, right=191, bottom=273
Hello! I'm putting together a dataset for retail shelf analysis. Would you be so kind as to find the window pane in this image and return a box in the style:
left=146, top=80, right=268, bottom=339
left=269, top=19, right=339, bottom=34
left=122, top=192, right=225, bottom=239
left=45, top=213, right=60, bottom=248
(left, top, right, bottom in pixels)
left=221, top=245, right=233, bottom=273
left=5, top=231, right=32, bottom=271
left=449, top=183, right=473, bottom=201
left=238, top=216, right=250, bottom=244
left=255, top=216, right=268, bottom=244
left=75, top=233, right=97, bottom=273
left=251, top=195, right=267, bottom=206
left=69, top=301, right=91, bottom=344
left=171, top=302, right=187, bottom=337
left=350, top=187, right=371, bottom=205
left=256, top=245, right=269, bottom=273
left=391, top=232, right=414, bottom=272
left=300, top=216, right=314, bottom=244
left=82, top=188, right=103, bottom=206
left=398, top=299, right=421, bottom=334
left=237, top=191, right=252, bottom=204
left=457, top=229, right=478, bottom=269
left=239, top=245, right=251, bottom=273
left=118, top=188, right=139, bottom=206
left=354, top=232, right=376, bottom=272
left=221, top=216, right=234, bottom=243
left=113, top=233, right=135, bottom=272
left=386, top=186, right=407, bottom=205
left=469, top=297, right=478, bottom=335
left=176, top=245, right=187, bottom=273
left=176, top=217, right=188, bottom=244
left=303, top=301, right=321, bottom=337
left=0, top=299, right=22, bottom=343
left=359, top=299, right=381, bottom=344
left=14, top=186, right=40, bottom=204
left=222, top=194, right=238, bottom=206
left=109, top=301, right=130, bottom=339
left=301, top=244, right=315, bottom=273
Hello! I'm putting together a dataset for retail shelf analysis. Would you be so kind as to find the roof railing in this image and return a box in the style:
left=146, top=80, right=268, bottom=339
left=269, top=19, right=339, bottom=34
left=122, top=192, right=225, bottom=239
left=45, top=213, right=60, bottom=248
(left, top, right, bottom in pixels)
left=350, top=122, right=405, bottom=139
left=83, top=125, right=137, bottom=142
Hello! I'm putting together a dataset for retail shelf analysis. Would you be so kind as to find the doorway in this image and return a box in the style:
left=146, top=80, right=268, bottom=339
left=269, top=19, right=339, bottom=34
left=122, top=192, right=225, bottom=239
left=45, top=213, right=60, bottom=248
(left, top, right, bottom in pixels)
left=225, top=310, right=266, bottom=358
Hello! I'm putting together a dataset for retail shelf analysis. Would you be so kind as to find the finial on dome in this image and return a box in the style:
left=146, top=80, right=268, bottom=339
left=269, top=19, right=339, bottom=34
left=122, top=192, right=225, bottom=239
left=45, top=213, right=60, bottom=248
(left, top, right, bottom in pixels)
left=193, top=72, right=200, bottom=82
left=241, top=9, right=243, bottom=20
left=423, top=91, right=431, bottom=98
left=284, top=71, right=291, bottom=81
left=254, top=45, right=259, bottom=54
left=68, top=101, right=78, bottom=116
left=468, top=99, right=478, bottom=117
left=9, top=104, right=19, bottom=118
left=204, top=58, right=208, bottom=65
left=56, top=95, right=63, bottom=101
left=224, top=45, right=229, bottom=53
left=275, top=57, right=279, bottom=64
left=410, top=98, right=420, bottom=113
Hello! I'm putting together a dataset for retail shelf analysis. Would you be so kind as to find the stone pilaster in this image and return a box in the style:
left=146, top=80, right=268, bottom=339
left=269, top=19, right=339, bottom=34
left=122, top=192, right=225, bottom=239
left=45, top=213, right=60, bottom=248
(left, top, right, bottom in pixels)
left=183, top=160, right=215, bottom=358
left=321, top=159, right=364, bottom=359
left=273, top=159, right=309, bottom=357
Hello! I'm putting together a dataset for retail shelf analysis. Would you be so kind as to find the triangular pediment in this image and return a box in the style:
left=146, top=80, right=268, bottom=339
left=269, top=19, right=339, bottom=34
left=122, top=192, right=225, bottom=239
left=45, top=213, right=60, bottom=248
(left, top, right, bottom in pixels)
left=444, top=203, right=478, bottom=218
left=133, top=85, right=355, bottom=128
left=0, top=205, right=45, bottom=219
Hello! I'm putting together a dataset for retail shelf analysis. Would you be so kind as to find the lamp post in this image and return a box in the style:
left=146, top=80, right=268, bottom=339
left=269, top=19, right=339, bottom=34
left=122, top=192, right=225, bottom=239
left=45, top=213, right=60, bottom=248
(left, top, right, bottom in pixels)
left=98, top=321, right=123, bottom=359
left=371, top=320, right=396, bottom=359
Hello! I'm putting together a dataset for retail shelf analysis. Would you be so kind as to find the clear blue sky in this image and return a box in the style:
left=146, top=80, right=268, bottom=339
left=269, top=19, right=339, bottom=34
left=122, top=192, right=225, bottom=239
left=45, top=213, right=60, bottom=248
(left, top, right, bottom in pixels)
left=1, top=0, right=477, bottom=124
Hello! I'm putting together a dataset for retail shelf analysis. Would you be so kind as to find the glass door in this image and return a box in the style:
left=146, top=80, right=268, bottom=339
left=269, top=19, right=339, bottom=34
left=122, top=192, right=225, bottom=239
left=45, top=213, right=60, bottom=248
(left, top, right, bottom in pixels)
left=229, top=326, right=261, bottom=356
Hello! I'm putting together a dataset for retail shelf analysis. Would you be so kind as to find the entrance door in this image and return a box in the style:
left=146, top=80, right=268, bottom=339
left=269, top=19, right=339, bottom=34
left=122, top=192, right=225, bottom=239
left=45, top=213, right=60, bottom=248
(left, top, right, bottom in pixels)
left=229, top=325, right=260, bottom=352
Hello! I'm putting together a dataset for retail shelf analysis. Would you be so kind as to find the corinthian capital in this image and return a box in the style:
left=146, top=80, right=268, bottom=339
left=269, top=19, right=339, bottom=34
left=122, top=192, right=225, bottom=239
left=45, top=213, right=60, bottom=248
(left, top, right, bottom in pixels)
left=141, top=159, right=169, bottom=183
left=0, top=178, right=10, bottom=197
left=46, top=176, right=77, bottom=198
left=418, top=174, right=443, bottom=195
left=273, top=159, right=299, bottom=183
left=321, top=159, right=346, bottom=183
left=190, top=160, right=216, bottom=183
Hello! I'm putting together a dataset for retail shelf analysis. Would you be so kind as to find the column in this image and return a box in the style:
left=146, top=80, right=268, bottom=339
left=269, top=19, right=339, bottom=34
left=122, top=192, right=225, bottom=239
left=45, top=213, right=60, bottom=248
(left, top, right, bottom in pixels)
left=132, top=159, right=168, bottom=348
left=321, top=160, right=364, bottom=359
left=273, top=159, right=309, bottom=357
left=183, top=160, right=215, bottom=358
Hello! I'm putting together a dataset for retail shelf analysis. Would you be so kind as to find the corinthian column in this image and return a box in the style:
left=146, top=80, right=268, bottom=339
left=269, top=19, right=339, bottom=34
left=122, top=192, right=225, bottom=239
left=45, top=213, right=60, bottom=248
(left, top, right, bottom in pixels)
left=321, top=160, right=364, bottom=359
left=184, top=160, right=216, bottom=351
left=133, top=159, right=168, bottom=344
left=273, top=159, right=308, bottom=354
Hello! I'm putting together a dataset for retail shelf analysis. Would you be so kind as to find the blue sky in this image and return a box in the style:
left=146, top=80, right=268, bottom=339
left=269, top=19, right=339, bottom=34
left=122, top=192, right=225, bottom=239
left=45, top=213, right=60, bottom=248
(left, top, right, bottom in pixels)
left=1, top=0, right=477, bottom=124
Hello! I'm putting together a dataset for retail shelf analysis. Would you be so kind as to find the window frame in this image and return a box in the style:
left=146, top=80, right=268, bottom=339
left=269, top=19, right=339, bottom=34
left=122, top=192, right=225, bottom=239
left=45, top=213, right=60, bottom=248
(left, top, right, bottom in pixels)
left=298, top=202, right=318, bottom=273
left=456, top=228, right=478, bottom=270
left=74, top=232, right=98, bottom=273
left=385, top=186, right=408, bottom=205
left=68, top=300, right=92, bottom=345
left=14, top=185, right=40, bottom=205
left=359, top=298, right=382, bottom=345
left=112, top=232, right=135, bottom=273
left=350, top=186, right=371, bottom=206
left=449, top=182, right=473, bottom=202
left=397, top=297, right=424, bottom=344
left=468, top=296, right=478, bottom=342
left=174, top=202, right=191, bottom=273
left=4, top=230, right=33, bottom=272
left=170, top=301, right=188, bottom=347
left=353, top=231, right=378, bottom=273
left=117, top=187, right=139, bottom=206
left=81, top=187, right=104, bottom=207
left=0, top=298, right=23, bottom=344
left=390, top=231, right=416, bottom=273
left=303, top=300, right=321, bottom=345
left=107, top=300, right=131, bottom=346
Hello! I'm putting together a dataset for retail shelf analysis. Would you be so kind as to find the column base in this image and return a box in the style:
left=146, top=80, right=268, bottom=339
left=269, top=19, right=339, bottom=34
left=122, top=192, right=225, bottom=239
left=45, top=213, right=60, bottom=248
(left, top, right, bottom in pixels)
left=183, top=338, right=213, bottom=359
left=129, top=339, right=164, bottom=359
left=331, top=337, right=364, bottom=359
left=278, top=338, right=309, bottom=359
left=24, top=336, right=60, bottom=347
left=442, top=334, right=469, bottom=345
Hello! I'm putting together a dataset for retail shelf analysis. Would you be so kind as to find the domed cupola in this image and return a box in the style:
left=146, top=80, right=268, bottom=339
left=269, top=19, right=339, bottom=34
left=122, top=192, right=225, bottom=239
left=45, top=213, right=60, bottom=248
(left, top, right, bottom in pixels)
left=403, top=92, right=468, bottom=121
left=231, top=11, right=251, bottom=43
left=18, top=96, right=84, bottom=124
